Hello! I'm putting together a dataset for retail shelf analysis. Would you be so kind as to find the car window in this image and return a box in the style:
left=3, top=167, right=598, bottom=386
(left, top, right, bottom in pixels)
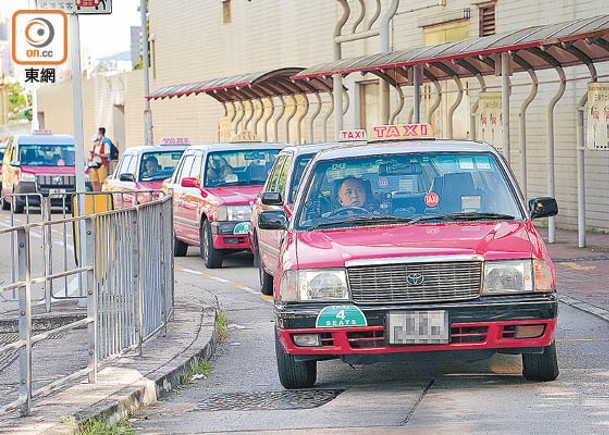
left=190, top=153, right=203, bottom=179
left=115, top=154, right=130, bottom=176
left=288, top=154, right=314, bottom=203
left=204, top=148, right=280, bottom=187
left=139, top=150, right=186, bottom=181
left=276, top=155, right=293, bottom=200
left=296, top=151, right=524, bottom=230
left=123, top=155, right=137, bottom=175
left=18, top=144, right=75, bottom=166
left=264, top=154, right=287, bottom=192
left=177, top=155, right=195, bottom=181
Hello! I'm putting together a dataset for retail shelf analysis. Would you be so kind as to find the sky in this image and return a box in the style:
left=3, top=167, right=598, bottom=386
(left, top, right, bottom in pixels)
left=3, top=0, right=141, bottom=60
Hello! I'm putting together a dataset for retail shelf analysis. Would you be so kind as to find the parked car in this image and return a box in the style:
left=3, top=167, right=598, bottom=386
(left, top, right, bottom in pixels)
left=102, top=141, right=189, bottom=208
left=251, top=140, right=357, bottom=295
left=261, top=124, right=559, bottom=389
left=163, top=141, right=285, bottom=268
left=1, top=131, right=76, bottom=213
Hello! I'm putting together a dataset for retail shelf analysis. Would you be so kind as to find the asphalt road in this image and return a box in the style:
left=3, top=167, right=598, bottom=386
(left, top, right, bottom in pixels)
left=133, top=249, right=609, bottom=435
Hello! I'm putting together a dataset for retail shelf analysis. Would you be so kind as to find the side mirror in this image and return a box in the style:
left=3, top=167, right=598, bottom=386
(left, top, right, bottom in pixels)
left=258, top=210, right=287, bottom=230
left=10, top=160, right=21, bottom=168
left=529, top=197, right=558, bottom=220
left=181, top=177, right=199, bottom=188
left=119, top=173, right=136, bottom=183
left=261, top=191, right=283, bottom=206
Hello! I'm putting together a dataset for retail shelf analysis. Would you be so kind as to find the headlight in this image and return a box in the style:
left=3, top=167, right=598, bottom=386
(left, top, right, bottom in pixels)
left=532, top=259, right=554, bottom=292
left=216, top=205, right=251, bottom=222
left=21, top=173, right=36, bottom=182
left=280, top=269, right=349, bottom=302
left=483, top=260, right=533, bottom=295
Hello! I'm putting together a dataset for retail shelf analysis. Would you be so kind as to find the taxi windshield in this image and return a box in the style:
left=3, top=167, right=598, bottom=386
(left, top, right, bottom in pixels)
left=296, top=152, right=524, bottom=230
left=139, top=150, right=185, bottom=181
left=19, top=144, right=75, bottom=166
left=204, top=149, right=279, bottom=187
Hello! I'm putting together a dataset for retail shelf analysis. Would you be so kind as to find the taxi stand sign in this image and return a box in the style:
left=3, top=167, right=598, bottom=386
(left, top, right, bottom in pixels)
left=369, top=123, right=434, bottom=141
left=160, top=137, right=190, bottom=146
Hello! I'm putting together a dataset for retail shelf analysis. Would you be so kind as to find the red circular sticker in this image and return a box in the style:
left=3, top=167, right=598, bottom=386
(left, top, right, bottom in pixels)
left=378, top=177, right=389, bottom=188
left=424, top=192, right=440, bottom=207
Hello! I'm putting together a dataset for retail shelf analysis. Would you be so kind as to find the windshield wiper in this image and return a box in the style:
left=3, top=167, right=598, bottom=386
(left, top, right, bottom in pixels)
left=307, top=215, right=413, bottom=231
left=210, top=180, right=253, bottom=187
left=408, top=211, right=515, bottom=225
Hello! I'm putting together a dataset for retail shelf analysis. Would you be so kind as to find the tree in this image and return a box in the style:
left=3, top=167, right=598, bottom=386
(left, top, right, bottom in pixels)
left=7, top=82, right=30, bottom=119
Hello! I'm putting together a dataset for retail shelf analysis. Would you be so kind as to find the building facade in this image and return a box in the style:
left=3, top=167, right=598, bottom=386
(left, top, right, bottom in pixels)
left=38, top=0, right=609, bottom=231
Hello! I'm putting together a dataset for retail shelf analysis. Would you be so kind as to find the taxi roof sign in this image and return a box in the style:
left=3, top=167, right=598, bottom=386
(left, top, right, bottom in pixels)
left=230, top=130, right=262, bottom=143
left=339, top=129, right=367, bottom=141
left=32, top=129, right=53, bottom=135
left=369, top=123, right=434, bottom=141
left=160, top=137, right=190, bottom=145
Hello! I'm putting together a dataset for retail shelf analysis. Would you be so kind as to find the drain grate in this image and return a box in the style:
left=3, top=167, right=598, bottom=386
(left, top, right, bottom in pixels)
left=197, top=389, right=344, bottom=411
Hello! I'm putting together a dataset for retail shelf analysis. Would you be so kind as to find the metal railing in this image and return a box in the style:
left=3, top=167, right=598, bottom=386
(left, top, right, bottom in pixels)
left=0, top=192, right=174, bottom=416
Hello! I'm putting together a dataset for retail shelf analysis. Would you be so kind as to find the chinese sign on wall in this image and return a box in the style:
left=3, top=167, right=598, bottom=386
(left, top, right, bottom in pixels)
left=587, top=83, right=609, bottom=150
left=478, top=92, right=503, bottom=152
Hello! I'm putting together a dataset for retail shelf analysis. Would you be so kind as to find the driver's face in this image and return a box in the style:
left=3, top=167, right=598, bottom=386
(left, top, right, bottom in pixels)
left=338, top=179, right=366, bottom=207
left=146, top=161, right=158, bottom=173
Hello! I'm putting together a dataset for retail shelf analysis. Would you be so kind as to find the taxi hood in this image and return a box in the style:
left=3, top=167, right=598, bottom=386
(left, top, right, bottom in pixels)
left=295, top=221, right=533, bottom=269
left=204, top=185, right=263, bottom=205
left=21, top=165, right=75, bottom=175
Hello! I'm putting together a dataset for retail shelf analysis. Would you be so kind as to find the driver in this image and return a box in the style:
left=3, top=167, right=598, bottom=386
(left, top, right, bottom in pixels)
left=143, top=156, right=159, bottom=177
left=336, top=176, right=370, bottom=208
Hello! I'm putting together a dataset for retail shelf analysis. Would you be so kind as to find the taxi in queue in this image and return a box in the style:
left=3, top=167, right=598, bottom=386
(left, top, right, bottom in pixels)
left=1, top=130, right=76, bottom=213
left=257, top=123, right=560, bottom=389
left=250, top=131, right=367, bottom=296
left=162, top=133, right=286, bottom=269
left=102, top=137, right=190, bottom=208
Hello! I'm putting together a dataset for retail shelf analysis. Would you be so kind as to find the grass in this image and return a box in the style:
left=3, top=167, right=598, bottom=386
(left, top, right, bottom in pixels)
left=62, top=416, right=135, bottom=435
left=217, top=310, right=228, bottom=343
left=180, top=357, right=213, bottom=385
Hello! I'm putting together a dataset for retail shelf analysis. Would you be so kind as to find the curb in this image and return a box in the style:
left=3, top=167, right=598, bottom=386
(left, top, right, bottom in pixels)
left=559, top=294, right=609, bottom=323
left=68, top=303, right=219, bottom=432
left=0, top=312, right=87, bottom=334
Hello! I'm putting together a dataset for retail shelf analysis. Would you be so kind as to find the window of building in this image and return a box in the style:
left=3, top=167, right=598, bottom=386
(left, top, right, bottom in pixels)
left=423, top=20, right=470, bottom=46
left=479, top=2, right=496, bottom=37
left=223, top=0, right=231, bottom=24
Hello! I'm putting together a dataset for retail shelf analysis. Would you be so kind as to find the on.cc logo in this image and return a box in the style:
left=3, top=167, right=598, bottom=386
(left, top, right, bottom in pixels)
left=25, top=17, right=55, bottom=48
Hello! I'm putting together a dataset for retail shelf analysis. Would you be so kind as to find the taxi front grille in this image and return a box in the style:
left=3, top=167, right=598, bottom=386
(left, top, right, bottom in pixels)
left=36, top=174, right=76, bottom=189
left=347, top=261, right=482, bottom=304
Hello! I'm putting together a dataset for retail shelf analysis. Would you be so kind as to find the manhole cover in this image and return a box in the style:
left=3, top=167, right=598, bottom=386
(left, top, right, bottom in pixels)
left=197, top=389, right=344, bottom=411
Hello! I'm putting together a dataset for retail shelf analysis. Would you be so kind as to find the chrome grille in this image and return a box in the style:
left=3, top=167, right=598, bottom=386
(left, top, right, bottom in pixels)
left=36, top=174, right=76, bottom=189
left=347, top=260, right=482, bottom=304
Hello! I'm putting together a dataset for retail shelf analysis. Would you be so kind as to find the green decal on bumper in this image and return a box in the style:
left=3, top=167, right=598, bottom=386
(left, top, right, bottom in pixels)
left=316, top=305, right=367, bottom=328
left=233, top=222, right=251, bottom=235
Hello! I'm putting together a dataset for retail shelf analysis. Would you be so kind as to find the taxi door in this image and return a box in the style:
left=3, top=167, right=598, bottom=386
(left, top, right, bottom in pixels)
left=105, top=153, right=137, bottom=208
left=172, top=152, right=199, bottom=243
left=181, top=152, right=204, bottom=242
left=257, top=153, right=291, bottom=276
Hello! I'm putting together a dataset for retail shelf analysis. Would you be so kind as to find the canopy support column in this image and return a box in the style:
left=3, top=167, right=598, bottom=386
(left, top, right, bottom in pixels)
left=323, top=92, right=334, bottom=142
left=389, top=85, right=405, bottom=124
left=545, top=66, right=567, bottom=244
left=261, top=97, right=274, bottom=142
left=470, top=75, right=486, bottom=140
left=427, top=80, right=442, bottom=125
left=412, top=65, right=421, bottom=123
left=284, top=95, right=297, bottom=143
left=234, top=100, right=245, bottom=133
left=576, top=92, right=588, bottom=248
left=295, top=94, right=309, bottom=144
left=251, top=98, right=264, bottom=138
left=448, top=76, right=463, bottom=139
left=243, top=99, right=254, bottom=132
left=273, top=97, right=286, bottom=142
left=501, top=52, right=512, bottom=163
left=308, top=93, right=323, bottom=143
left=518, top=69, right=538, bottom=197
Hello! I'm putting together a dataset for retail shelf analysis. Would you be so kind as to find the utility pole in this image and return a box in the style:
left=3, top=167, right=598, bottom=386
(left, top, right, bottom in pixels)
left=140, top=0, right=153, bottom=145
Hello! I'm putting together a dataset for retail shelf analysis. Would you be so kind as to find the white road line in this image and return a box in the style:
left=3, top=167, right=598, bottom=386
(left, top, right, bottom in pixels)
left=176, top=266, right=265, bottom=299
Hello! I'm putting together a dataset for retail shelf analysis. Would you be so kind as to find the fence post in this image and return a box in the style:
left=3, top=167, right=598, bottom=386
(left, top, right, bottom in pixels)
left=17, top=228, right=32, bottom=416
left=134, top=211, right=144, bottom=356
left=85, top=218, right=98, bottom=383
left=42, top=197, right=53, bottom=313
left=160, top=205, right=168, bottom=336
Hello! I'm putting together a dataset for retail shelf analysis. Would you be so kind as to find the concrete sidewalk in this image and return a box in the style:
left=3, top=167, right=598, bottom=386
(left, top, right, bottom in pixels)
left=0, top=273, right=218, bottom=435
left=0, top=227, right=607, bottom=434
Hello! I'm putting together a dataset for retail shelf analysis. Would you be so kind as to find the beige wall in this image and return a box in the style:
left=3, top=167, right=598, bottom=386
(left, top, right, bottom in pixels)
left=37, top=0, right=609, bottom=231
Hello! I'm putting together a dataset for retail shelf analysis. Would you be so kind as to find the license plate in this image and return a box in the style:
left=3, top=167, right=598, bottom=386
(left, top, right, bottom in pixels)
left=387, top=311, right=449, bottom=345
left=48, top=188, right=66, bottom=195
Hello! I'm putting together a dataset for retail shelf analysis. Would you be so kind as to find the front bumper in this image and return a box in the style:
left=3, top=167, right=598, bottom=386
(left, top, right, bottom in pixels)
left=276, top=294, right=557, bottom=357
left=210, top=221, right=251, bottom=250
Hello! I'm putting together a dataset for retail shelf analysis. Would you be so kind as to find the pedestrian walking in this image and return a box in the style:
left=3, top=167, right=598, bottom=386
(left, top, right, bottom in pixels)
left=89, top=127, right=111, bottom=191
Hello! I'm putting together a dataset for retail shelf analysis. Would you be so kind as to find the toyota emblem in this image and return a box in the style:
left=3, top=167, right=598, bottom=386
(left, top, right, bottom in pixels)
left=406, top=272, right=424, bottom=286
left=52, top=176, right=62, bottom=185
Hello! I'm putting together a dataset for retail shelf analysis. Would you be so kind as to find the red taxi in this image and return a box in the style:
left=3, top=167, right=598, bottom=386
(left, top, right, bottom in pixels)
left=164, top=140, right=285, bottom=268
left=251, top=137, right=365, bottom=295
left=102, top=139, right=189, bottom=208
left=1, top=131, right=75, bottom=213
left=259, top=124, right=559, bottom=388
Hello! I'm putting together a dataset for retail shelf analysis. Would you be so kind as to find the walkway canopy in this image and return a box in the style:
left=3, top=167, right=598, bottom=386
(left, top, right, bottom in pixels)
left=147, top=67, right=333, bottom=102
left=293, top=14, right=609, bottom=85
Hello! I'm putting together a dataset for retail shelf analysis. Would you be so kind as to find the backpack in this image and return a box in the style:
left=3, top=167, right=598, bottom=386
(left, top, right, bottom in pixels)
left=106, top=139, right=119, bottom=161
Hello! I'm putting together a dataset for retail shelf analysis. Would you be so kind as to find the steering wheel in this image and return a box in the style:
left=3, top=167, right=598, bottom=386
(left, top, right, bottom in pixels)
left=327, top=206, right=370, bottom=217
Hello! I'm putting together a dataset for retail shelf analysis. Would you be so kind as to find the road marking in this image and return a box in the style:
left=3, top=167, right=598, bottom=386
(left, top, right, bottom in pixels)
left=175, top=265, right=269, bottom=301
left=556, top=338, right=609, bottom=343
left=560, top=262, right=596, bottom=271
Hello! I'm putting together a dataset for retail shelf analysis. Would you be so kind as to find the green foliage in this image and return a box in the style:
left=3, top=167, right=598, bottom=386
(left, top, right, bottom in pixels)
left=217, top=310, right=228, bottom=343
left=6, top=82, right=31, bottom=120
left=62, top=416, right=135, bottom=435
left=181, top=357, right=213, bottom=385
